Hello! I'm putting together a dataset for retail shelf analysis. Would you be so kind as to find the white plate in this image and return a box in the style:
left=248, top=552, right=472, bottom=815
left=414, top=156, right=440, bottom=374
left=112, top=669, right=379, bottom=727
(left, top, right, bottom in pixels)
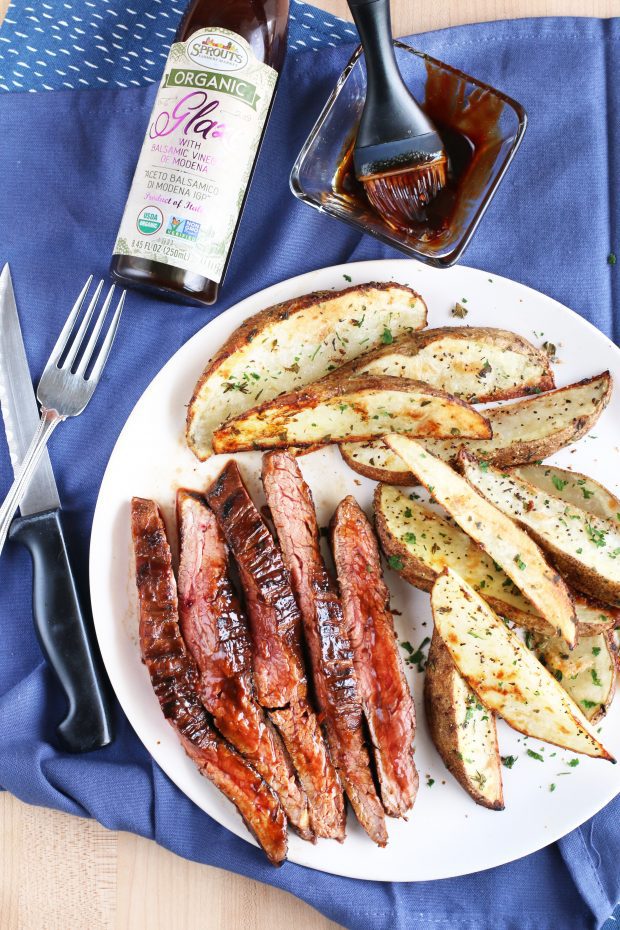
left=90, top=259, right=620, bottom=882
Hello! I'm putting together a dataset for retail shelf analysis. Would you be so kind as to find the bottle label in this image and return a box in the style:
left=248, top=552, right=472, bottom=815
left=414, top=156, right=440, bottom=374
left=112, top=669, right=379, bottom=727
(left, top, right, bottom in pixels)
left=113, top=27, right=277, bottom=284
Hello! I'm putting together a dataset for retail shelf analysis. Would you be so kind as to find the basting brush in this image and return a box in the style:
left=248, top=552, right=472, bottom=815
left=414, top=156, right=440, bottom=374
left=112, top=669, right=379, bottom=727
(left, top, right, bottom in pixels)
left=347, top=0, right=448, bottom=230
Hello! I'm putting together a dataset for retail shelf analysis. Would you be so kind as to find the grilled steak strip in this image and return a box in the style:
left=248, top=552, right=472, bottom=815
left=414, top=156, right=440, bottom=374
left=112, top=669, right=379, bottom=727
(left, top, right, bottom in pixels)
left=331, top=496, right=419, bottom=817
left=176, top=489, right=312, bottom=841
left=205, top=463, right=345, bottom=841
left=130, top=496, right=287, bottom=866
left=262, top=453, right=388, bottom=847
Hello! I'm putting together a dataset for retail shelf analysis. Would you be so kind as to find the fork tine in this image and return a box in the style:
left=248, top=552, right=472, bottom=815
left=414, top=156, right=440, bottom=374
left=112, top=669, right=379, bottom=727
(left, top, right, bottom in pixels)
left=75, top=283, right=116, bottom=377
left=44, top=276, right=93, bottom=368
left=84, top=289, right=126, bottom=383
left=61, top=279, right=104, bottom=370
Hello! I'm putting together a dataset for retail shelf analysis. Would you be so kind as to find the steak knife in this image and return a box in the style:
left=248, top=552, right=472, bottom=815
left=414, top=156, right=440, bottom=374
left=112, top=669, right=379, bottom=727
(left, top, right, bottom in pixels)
left=0, top=265, right=113, bottom=752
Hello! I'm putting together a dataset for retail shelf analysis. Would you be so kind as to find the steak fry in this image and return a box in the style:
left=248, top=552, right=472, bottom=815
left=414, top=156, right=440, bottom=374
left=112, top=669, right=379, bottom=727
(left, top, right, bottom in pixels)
left=205, top=463, right=345, bottom=841
left=176, top=490, right=312, bottom=841
left=262, top=453, right=388, bottom=847
left=130, top=497, right=287, bottom=866
left=331, top=496, right=419, bottom=817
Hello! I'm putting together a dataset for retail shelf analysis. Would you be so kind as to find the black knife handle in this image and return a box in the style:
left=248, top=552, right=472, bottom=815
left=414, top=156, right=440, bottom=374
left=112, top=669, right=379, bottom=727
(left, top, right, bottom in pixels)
left=9, top=508, right=113, bottom=753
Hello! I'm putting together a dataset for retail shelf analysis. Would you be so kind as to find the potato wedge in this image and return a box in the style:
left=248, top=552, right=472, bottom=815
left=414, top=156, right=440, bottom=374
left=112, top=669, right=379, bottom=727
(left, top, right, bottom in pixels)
left=212, top=376, right=491, bottom=454
left=341, top=372, right=612, bottom=485
left=384, top=436, right=577, bottom=645
left=460, top=452, right=620, bottom=607
left=187, top=282, right=427, bottom=460
left=336, top=326, right=554, bottom=402
left=531, top=631, right=616, bottom=722
left=431, top=569, right=614, bottom=760
left=374, top=484, right=619, bottom=637
left=425, top=629, right=504, bottom=810
left=514, top=465, right=620, bottom=525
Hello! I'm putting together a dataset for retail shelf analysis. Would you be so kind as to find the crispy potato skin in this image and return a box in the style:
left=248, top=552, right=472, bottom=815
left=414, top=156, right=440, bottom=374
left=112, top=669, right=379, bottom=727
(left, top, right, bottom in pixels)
left=513, top=465, right=620, bottom=525
left=187, top=282, right=427, bottom=460
left=532, top=630, right=617, bottom=723
left=460, top=450, right=620, bottom=609
left=337, top=326, right=555, bottom=403
left=425, top=631, right=504, bottom=810
left=212, top=375, right=492, bottom=454
left=373, top=484, right=619, bottom=639
left=342, top=372, right=612, bottom=485
left=431, top=569, right=614, bottom=761
left=384, top=436, right=577, bottom=647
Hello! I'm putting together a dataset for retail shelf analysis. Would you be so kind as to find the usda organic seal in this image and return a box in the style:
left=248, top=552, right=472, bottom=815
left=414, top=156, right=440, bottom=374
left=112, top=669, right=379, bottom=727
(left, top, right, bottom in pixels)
left=137, top=206, right=164, bottom=235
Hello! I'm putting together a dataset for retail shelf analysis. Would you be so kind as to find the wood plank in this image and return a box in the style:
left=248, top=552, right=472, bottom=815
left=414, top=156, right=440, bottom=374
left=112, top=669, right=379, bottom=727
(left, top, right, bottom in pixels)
left=316, top=0, right=616, bottom=36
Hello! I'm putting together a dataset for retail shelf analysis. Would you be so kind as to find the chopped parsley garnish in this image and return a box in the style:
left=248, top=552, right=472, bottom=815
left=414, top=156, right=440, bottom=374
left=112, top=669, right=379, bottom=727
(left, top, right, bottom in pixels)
left=608, top=253, right=617, bottom=266
left=426, top=776, right=435, bottom=787
left=552, top=476, right=569, bottom=492
left=514, top=555, right=527, bottom=571
left=567, top=758, right=580, bottom=767
left=527, top=749, right=544, bottom=762
left=479, top=461, right=489, bottom=472
left=404, top=507, right=413, bottom=519
left=592, top=646, right=601, bottom=656
left=381, top=325, right=394, bottom=345
left=223, top=380, right=249, bottom=394
left=581, top=487, right=595, bottom=499
left=478, top=359, right=492, bottom=378
left=401, top=637, right=430, bottom=672
left=343, top=273, right=352, bottom=282
left=388, top=555, right=404, bottom=571
left=549, top=783, right=557, bottom=792
left=591, top=668, right=603, bottom=687
left=472, top=771, right=487, bottom=789
left=582, top=699, right=598, bottom=709
left=501, top=755, right=517, bottom=769
left=404, top=532, right=417, bottom=544
left=585, top=523, right=607, bottom=547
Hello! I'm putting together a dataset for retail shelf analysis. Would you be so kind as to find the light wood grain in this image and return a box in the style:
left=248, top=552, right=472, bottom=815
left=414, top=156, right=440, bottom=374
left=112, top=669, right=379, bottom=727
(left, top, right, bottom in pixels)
left=318, top=0, right=616, bottom=35
left=0, top=1, right=617, bottom=928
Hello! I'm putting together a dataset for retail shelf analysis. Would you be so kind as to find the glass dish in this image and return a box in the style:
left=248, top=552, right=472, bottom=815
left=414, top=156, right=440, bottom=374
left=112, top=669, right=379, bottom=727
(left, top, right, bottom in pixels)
left=290, top=42, right=527, bottom=267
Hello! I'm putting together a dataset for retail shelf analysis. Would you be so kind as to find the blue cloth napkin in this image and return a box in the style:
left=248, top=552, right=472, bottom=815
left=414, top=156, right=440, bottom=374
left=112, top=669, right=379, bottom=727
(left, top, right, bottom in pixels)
left=0, top=10, right=619, bottom=930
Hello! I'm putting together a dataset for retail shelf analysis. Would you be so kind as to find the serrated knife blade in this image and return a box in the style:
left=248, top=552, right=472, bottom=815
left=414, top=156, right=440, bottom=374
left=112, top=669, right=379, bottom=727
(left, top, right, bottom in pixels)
left=0, top=264, right=60, bottom=515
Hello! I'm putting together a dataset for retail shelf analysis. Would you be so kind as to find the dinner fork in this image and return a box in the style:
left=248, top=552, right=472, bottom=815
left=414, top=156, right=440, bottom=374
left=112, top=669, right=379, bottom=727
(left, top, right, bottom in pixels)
left=0, top=278, right=125, bottom=554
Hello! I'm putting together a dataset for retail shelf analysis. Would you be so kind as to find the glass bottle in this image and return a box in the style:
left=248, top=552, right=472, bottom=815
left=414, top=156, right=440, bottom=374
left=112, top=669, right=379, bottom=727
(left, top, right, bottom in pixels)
left=110, top=0, right=289, bottom=306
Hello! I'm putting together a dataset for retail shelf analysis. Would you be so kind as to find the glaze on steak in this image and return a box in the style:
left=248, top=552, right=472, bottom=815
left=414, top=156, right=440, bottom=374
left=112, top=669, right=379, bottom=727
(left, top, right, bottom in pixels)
left=262, top=453, right=388, bottom=847
left=176, top=489, right=312, bottom=840
left=331, top=496, right=419, bottom=817
left=130, top=496, right=287, bottom=865
left=205, top=463, right=345, bottom=840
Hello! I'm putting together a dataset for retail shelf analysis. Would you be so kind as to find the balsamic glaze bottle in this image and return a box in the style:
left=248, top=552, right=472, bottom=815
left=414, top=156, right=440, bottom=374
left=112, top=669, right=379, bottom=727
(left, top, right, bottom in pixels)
left=111, top=0, right=289, bottom=306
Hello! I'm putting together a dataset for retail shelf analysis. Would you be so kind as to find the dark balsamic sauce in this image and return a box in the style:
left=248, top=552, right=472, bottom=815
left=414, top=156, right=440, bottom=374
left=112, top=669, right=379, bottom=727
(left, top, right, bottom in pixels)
left=333, top=61, right=505, bottom=244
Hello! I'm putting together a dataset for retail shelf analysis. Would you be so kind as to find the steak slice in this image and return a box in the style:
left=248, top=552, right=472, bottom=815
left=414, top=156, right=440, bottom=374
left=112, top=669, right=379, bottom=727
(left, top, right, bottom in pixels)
left=131, top=496, right=287, bottom=865
left=262, top=453, right=388, bottom=847
left=177, top=489, right=312, bottom=840
left=205, top=462, right=345, bottom=841
left=331, top=496, right=419, bottom=817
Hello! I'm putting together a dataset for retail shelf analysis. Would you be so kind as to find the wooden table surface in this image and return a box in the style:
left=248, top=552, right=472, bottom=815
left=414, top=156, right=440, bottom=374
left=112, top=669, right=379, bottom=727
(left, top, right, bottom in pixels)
left=0, top=0, right=616, bottom=928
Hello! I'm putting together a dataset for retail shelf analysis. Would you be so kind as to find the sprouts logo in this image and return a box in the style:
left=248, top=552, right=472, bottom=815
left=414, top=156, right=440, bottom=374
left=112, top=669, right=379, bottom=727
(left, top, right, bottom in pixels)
left=187, top=32, right=248, bottom=72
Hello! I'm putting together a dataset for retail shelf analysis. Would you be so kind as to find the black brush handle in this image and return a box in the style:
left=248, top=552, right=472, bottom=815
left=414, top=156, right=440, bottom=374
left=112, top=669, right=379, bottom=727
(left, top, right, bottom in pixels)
left=347, top=0, right=434, bottom=147
left=9, top=509, right=113, bottom=753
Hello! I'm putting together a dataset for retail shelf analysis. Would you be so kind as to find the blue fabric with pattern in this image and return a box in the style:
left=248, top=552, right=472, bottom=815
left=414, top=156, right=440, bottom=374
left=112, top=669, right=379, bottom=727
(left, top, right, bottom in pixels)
left=0, top=0, right=357, bottom=91
left=0, top=3, right=619, bottom=929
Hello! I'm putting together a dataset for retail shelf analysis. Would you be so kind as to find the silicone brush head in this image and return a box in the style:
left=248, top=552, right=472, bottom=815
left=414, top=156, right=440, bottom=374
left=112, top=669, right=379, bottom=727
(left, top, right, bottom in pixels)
left=355, top=134, right=448, bottom=229
left=347, top=0, right=448, bottom=227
